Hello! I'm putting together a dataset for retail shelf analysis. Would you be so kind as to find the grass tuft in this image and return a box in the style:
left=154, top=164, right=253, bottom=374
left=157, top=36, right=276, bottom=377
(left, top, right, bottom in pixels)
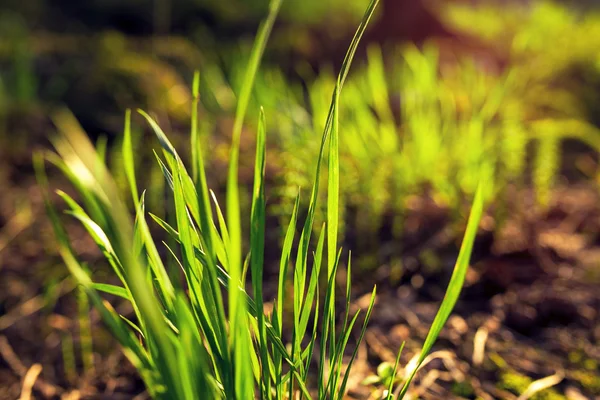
left=36, top=0, right=485, bottom=397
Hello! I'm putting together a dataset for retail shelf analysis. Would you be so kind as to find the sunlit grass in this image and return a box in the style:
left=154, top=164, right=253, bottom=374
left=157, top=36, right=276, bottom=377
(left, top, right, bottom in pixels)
left=35, top=0, right=486, bottom=397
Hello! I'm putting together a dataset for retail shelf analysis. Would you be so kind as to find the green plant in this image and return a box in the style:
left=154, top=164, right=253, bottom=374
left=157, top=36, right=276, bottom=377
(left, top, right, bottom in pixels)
left=0, top=12, right=37, bottom=107
left=441, top=0, right=600, bottom=205
left=272, top=12, right=600, bottom=246
left=271, top=43, right=512, bottom=244
left=36, top=0, right=485, bottom=397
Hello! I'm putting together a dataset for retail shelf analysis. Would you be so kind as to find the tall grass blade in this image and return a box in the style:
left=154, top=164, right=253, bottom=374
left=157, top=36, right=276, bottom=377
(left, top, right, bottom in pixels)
left=191, top=71, right=201, bottom=184
left=396, top=182, right=485, bottom=398
left=251, top=108, right=269, bottom=398
left=224, top=0, right=282, bottom=397
left=122, top=109, right=139, bottom=207
left=337, top=286, right=377, bottom=399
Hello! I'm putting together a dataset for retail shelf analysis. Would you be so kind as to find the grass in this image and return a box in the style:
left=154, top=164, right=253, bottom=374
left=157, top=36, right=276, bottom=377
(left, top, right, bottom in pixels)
left=35, top=0, right=485, bottom=397
left=241, top=1, right=600, bottom=246
left=270, top=44, right=521, bottom=241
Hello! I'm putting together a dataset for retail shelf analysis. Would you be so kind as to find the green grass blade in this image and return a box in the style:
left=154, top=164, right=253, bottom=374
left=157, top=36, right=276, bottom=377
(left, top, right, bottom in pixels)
left=44, top=115, right=187, bottom=398
left=386, top=342, right=406, bottom=400
left=174, top=293, right=215, bottom=399
left=91, top=283, right=130, bottom=300
left=209, top=190, right=231, bottom=270
left=56, top=191, right=127, bottom=283
left=225, top=0, right=282, bottom=279
left=44, top=151, right=109, bottom=232
left=122, top=109, right=140, bottom=207
left=191, top=71, right=201, bottom=184
left=250, top=107, right=270, bottom=398
left=274, top=193, right=300, bottom=398
left=134, top=192, right=175, bottom=308
left=172, top=161, right=230, bottom=378
left=139, top=110, right=201, bottom=223
left=327, top=83, right=340, bottom=279
left=337, top=286, right=377, bottom=399
left=143, top=108, right=230, bottom=376
left=224, top=0, right=282, bottom=397
left=34, top=154, right=158, bottom=391
left=396, top=182, right=485, bottom=398
left=326, top=311, right=360, bottom=396
left=276, top=192, right=300, bottom=334
left=317, top=249, right=342, bottom=399
left=327, top=253, right=354, bottom=394
left=149, top=212, right=180, bottom=239
left=325, top=83, right=340, bottom=384
left=298, top=225, right=325, bottom=343
left=137, top=109, right=177, bottom=159
left=119, top=314, right=145, bottom=339
left=295, top=0, right=380, bottom=343
left=153, top=150, right=174, bottom=190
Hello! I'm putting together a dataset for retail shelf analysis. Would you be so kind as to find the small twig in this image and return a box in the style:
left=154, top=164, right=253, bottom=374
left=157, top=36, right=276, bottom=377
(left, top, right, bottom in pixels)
left=0, top=297, right=46, bottom=332
left=0, top=335, right=27, bottom=376
left=0, top=207, right=34, bottom=256
left=402, top=369, right=440, bottom=400
left=395, top=350, right=462, bottom=398
left=0, top=278, right=76, bottom=330
left=469, top=376, right=495, bottom=400
left=517, top=371, right=564, bottom=400
left=365, top=330, right=397, bottom=363
left=0, top=336, right=62, bottom=398
left=472, top=325, right=489, bottom=366
left=60, top=390, right=81, bottom=400
left=401, top=350, right=456, bottom=382
left=19, top=364, right=43, bottom=400
left=397, top=306, right=421, bottom=330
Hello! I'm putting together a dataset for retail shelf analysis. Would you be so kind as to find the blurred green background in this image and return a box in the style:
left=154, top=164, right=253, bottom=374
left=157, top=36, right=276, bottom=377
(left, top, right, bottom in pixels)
left=2, top=1, right=600, bottom=398
left=2, top=0, right=600, bottom=260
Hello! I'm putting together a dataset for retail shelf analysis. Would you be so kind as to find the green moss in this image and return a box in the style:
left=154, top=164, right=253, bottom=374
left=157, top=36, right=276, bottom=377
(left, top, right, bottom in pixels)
left=498, top=371, right=565, bottom=400
left=489, top=352, right=508, bottom=370
left=498, top=371, right=531, bottom=393
left=452, top=380, right=475, bottom=398
left=583, top=358, right=598, bottom=371
left=568, top=351, right=583, bottom=364
left=419, top=249, right=442, bottom=274
left=572, top=370, right=600, bottom=395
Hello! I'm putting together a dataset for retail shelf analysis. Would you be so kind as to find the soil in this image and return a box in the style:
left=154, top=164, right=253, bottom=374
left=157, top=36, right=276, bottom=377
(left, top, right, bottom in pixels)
left=1, top=114, right=599, bottom=400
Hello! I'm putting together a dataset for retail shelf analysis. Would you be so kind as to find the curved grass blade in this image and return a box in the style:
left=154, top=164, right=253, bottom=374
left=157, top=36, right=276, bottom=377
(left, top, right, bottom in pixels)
left=337, top=286, right=377, bottom=400
left=41, top=114, right=187, bottom=398
left=385, top=342, right=405, bottom=400
left=34, top=154, right=158, bottom=393
left=224, top=0, right=282, bottom=396
left=396, top=182, right=485, bottom=399
left=91, top=283, right=130, bottom=300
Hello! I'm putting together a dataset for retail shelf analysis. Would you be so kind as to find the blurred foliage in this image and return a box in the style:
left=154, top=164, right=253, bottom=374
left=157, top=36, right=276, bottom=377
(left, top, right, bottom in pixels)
left=0, top=0, right=360, bottom=136
left=261, top=44, right=517, bottom=241
left=253, top=1, right=600, bottom=245
left=443, top=1, right=600, bottom=120
left=200, top=0, right=367, bottom=26
left=3, top=0, right=600, bottom=257
left=436, top=0, right=600, bottom=205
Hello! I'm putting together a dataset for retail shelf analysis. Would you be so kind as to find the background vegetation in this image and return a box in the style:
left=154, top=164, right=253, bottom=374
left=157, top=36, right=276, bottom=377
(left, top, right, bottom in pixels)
left=1, top=0, right=600, bottom=398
